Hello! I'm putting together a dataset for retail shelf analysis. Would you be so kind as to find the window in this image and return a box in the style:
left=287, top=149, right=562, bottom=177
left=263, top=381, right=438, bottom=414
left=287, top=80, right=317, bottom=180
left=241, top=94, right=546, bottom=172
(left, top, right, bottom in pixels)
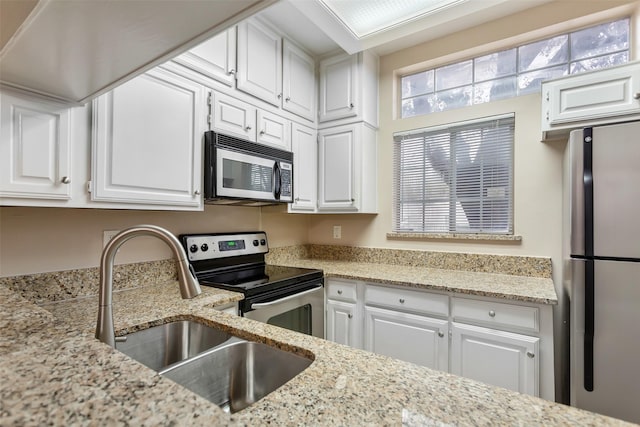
left=393, top=114, right=514, bottom=234
left=401, top=18, right=629, bottom=118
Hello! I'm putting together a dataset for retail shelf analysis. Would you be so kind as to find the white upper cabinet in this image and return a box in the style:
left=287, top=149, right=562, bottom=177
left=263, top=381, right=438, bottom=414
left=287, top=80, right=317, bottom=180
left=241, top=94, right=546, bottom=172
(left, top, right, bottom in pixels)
left=210, top=91, right=257, bottom=141
left=0, top=89, right=72, bottom=200
left=288, top=123, right=317, bottom=212
left=282, top=40, right=316, bottom=121
left=92, top=68, right=205, bottom=209
left=237, top=19, right=283, bottom=107
left=541, top=61, right=640, bottom=139
left=173, top=27, right=237, bottom=87
left=319, top=51, right=378, bottom=127
left=318, top=123, right=377, bottom=213
left=256, top=109, right=290, bottom=151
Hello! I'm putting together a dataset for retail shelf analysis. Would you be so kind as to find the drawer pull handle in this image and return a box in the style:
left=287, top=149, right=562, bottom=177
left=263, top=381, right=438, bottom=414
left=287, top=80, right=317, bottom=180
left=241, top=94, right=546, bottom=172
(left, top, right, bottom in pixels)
left=337, top=290, right=343, bottom=295
left=488, top=310, right=496, bottom=317
left=438, top=331, right=444, bottom=338
left=527, top=351, right=535, bottom=358
left=399, top=298, right=405, bottom=304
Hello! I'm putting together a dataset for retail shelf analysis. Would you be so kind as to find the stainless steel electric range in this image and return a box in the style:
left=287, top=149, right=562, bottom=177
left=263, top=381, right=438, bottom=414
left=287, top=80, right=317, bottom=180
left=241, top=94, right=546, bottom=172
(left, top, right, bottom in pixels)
left=179, top=232, right=324, bottom=339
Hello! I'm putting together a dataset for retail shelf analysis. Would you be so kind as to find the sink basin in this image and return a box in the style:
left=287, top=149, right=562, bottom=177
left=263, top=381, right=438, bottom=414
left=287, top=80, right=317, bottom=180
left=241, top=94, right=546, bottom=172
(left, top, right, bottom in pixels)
left=115, top=320, right=232, bottom=371
left=161, top=340, right=312, bottom=413
left=115, top=319, right=312, bottom=413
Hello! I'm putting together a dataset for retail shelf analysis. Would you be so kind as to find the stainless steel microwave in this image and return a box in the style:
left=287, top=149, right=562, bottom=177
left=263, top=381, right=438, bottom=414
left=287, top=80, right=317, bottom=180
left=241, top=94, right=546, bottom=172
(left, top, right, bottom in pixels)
left=204, top=131, right=293, bottom=206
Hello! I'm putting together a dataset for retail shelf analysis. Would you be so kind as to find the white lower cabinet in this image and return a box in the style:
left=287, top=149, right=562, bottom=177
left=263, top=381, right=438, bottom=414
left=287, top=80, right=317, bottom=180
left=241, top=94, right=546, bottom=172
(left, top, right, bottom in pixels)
left=364, top=306, right=449, bottom=371
left=451, top=322, right=539, bottom=396
left=325, top=278, right=554, bottom=400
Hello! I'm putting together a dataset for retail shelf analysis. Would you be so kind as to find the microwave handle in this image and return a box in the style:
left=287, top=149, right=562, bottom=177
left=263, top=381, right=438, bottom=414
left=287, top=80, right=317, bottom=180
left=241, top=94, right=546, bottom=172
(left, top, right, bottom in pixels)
left=273, top=161, right=281, bottom=200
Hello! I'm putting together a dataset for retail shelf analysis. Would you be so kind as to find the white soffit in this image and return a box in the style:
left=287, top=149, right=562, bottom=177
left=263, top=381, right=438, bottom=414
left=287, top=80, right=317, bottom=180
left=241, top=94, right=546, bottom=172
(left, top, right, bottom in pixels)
left=287, top=0, right=554, bottom=55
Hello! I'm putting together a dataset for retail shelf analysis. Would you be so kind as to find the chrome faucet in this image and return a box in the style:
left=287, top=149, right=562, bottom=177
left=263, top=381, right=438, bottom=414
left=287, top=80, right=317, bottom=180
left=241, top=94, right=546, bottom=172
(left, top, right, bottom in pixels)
left=95, top=225, right=202, bottom=347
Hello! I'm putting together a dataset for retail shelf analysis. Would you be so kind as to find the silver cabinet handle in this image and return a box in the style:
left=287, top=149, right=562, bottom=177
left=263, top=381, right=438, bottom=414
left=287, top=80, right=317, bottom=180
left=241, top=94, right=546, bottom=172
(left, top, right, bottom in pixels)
left=245, top=125, right=252, bottom=131
left=634, top=92, right=640, bottom=100
left=194, top=190, right=201, bottom=196
left=228, top=69, right=235, bottom=75
left=348, top=314, right=353, bottom=319
left=527, top=351, right=535, bottom=358
left=399, top=298, right=405, bottom=304
left=285, top=96, right=291, bottom=102
left=295, top=197, right=300, bottom=202
left=61, top=176, right=71, bottom=184
left=489, top=310, right=496, bottom=317
left=349, top=103, right=354, bottom=109
left=277, top=93, right=282, bottom=99
left=259, top=130, right=265, bottom=136
left=438, top=331, right=445, bottom=338
left=337, top=290, right=342, bottom=295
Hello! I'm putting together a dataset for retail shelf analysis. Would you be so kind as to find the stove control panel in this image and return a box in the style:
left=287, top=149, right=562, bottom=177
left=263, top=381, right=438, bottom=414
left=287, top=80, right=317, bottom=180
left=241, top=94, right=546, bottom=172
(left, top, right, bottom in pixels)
left=180, top=232, right=268, bottom=262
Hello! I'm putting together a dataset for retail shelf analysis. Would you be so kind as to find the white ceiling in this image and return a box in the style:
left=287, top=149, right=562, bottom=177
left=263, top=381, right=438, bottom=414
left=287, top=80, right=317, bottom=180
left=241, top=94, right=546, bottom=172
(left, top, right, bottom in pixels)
left=257, top=0, right=555, bottom=57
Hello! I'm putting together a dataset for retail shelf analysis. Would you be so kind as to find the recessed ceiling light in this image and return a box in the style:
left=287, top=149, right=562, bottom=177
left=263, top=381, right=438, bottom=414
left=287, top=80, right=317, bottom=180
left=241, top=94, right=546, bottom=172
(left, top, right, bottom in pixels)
left=318, top=0, right=468, bottom=38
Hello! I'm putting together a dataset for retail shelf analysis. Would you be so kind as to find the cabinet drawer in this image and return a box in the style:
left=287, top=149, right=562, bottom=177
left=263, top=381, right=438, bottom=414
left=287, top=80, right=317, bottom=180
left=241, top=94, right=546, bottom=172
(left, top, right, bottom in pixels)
left=365, top=285, right=448, bottom=317
left=452, top=297, right=539, bottom=333
left=326, top=279, right=358, bottom=302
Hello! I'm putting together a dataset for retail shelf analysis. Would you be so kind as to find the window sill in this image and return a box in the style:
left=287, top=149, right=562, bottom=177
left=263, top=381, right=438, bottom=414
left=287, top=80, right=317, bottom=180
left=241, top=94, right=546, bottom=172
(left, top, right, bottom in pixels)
left=387, top=232, right=522, bottom=242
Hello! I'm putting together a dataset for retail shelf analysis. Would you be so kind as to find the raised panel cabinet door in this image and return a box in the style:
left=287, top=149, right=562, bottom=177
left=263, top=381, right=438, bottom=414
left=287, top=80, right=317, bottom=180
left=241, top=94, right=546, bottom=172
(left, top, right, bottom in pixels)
left=364, top=306, right=449, bottom=371
left=237, top=19, right=282, bottom=106
left=319, top=54, right=357, bottom=122
left=326, top=299, right=359, bottom=348
left=451, top=322, right=539, bottom=396
left=92, top=68, right=205, bottom=207
left=318, top=126, right=356, bottom=210
left=289, top=123, right=317, bottom=212
left=282, top=40, right=316, bottom=121
left=0, top=90, right=72, bottom=200
left=210, top=91, right=257, bottom=141
left=256, top=110, right=290, bottom=150
left=173, top=27, right=237, bottom=87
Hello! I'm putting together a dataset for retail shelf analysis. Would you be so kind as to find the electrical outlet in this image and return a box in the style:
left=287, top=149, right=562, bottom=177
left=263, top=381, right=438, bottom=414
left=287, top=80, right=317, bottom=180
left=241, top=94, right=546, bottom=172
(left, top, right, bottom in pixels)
left=333, top=225, right=342, bottom=239
left=103, top=230, right=120, bottom=248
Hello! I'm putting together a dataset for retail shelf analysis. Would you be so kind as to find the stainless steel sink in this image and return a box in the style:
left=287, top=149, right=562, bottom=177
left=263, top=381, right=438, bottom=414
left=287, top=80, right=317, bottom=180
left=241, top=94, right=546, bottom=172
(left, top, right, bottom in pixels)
left=161, top=339, right=312, bottom=413
left=115, top=320, right=232, bottom=371
left=115, top=319, right=312, bottom=413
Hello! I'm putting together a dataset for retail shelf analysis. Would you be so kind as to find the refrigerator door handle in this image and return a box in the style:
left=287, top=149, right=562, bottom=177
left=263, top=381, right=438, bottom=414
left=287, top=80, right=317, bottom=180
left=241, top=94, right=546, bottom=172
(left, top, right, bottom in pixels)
left=583, top=127, right=594, bottom=258
left=584, top=259, right=594, bottom=392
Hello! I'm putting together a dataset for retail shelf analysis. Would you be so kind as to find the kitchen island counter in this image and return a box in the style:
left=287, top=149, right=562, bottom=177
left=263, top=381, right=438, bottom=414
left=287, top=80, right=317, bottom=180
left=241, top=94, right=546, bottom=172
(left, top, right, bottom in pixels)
left=1, top=279, right=631, bottom=426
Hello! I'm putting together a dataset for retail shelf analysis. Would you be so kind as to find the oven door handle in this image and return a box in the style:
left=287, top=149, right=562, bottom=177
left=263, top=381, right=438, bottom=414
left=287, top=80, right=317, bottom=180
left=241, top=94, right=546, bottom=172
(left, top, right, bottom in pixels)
left=250, top=285, right=322, bottom=310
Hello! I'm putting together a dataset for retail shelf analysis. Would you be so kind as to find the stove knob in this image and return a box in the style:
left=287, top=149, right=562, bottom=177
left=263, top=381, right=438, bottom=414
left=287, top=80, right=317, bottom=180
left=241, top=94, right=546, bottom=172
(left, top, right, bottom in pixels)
left=189, top=244, right=198, bottom=253
left=260, top=239, right=266, bottom=246
left=253, top=240, right=259, bottom=247
left=201, top=243, right=209, bottom=252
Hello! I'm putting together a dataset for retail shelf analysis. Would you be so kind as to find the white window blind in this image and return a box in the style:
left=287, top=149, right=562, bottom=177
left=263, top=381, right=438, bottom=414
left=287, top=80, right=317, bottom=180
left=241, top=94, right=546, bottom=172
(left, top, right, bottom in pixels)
left=393, top=114, right=514, bottom=234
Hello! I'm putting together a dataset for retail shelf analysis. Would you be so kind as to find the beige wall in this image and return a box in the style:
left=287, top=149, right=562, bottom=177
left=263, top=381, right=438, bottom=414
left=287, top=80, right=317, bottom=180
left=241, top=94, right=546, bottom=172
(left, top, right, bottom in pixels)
left=0, top=205, right=309, bottom=277
left=307, top=0, right=639, bottom=290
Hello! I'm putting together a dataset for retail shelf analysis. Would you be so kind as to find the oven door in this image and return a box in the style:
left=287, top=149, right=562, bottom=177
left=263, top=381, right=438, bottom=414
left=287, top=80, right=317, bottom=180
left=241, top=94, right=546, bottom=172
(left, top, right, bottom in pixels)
left=244, top=283, right=324, bottom=339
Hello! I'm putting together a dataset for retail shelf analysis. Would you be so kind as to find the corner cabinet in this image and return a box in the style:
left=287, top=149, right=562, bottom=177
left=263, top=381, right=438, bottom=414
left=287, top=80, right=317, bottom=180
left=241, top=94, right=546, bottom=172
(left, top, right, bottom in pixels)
left=288, top=123, right=317, bottom=212
left=324, top=278, right=555, bottom=401
left=541, top=61, right=640, bottom=139
left=318, top=123, right=377, bottom=213
left=92, top=67, right=206, bottom=209
left=0, top=89, right=72, bottom=201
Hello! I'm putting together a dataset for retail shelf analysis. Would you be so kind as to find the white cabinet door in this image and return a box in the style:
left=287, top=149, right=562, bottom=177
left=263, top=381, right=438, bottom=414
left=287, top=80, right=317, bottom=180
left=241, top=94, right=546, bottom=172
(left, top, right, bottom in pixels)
left=326, top=299, right=360, bottom=348
left=210, top=91, right=257, bottom=141
left=451, top=322, right=539, bottom=396
left=282, top=40, right=316, bottom=121
left=92, top=68, right=205, bottom=208
left=364, top=305, right=449, bottom=371
left=319, top=54, right=357, bottom=122
left=256, top=109, right=290, bottom=150
left=237, top=19, right=282, bottom=106
left=0, top=90, right=72, bottom=200
left=289, top=123, right=317, bottom=212
left=318, top=125, right=356, bottom=210
left=173, top=27, right=237, bottom=87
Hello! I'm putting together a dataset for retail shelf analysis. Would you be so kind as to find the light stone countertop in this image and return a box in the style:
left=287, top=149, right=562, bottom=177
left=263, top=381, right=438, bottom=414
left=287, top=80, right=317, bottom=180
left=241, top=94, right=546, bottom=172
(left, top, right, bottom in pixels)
left=1, top=279, right=633, bottom=426
left=274, top=258, right=558, bottom=305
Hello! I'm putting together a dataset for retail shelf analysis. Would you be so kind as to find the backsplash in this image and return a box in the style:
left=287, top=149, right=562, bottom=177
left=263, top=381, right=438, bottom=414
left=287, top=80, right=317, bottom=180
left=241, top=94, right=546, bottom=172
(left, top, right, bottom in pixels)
left=267, top=244, right=552, bottom=278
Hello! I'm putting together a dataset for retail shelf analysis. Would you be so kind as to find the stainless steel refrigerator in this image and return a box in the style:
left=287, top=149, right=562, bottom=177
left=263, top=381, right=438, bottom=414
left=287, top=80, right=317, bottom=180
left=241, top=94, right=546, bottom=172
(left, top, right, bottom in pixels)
left=564, top=120, right=640, bottom=423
